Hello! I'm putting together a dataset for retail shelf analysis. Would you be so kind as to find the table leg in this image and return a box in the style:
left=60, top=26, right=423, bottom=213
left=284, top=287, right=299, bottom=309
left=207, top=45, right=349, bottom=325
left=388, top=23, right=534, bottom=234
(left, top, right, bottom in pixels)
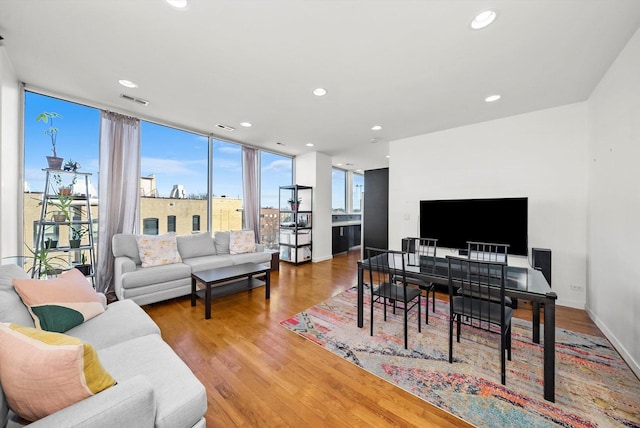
left=265, top=270, right=270, bottom=299
left=544, top=292, right=557, bottom=402
left=532, top=301, right=540, bottom=344
left=205, top=283, right=212, bottom=320
left=191, top=277, right=196, bottom=307
left=357, top=264, right=364, bottom=328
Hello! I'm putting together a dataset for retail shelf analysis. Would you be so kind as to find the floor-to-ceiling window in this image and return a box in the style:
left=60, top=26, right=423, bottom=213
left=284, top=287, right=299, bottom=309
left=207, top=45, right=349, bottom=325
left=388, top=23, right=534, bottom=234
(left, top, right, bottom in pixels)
left=23, top=92, right=100, bottom=269
left=332, top=167, right=347, bottom=213
left=260, top=151, right=293, bottom=249
left=352, top=172, right=364, bottom=213
left=139, top=121, right=208, bottom=235
left=211, top=139, right=243, bottom=232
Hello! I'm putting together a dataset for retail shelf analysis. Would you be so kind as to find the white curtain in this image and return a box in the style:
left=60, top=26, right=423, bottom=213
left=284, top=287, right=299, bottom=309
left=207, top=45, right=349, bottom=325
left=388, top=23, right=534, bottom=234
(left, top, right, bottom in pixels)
left=242, top=146, right=260, bottom=242
left=96, top=111, right=140, bottom=296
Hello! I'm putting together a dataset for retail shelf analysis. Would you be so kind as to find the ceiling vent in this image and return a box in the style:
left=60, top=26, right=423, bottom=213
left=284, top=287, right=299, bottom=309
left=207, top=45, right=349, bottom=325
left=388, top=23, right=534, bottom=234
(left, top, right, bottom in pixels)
left=215, top=124, right=235, bottom=132
left=120, top=93, right=149, bottom=106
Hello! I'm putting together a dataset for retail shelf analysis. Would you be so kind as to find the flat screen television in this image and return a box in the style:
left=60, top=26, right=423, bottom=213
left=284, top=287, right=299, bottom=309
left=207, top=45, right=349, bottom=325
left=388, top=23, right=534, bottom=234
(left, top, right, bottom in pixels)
left=419, top=197, right=528, bottom=256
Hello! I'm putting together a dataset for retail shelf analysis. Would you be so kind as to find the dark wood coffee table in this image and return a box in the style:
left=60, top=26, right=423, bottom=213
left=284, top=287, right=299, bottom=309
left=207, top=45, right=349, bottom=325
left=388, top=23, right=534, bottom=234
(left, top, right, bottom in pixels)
left=191, top=262, right=270, bottom=319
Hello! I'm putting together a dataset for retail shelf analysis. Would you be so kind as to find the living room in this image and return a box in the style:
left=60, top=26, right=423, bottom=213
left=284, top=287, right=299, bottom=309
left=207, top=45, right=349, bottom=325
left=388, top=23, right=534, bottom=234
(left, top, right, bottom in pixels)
left=1, top=1, right=640, bottom=427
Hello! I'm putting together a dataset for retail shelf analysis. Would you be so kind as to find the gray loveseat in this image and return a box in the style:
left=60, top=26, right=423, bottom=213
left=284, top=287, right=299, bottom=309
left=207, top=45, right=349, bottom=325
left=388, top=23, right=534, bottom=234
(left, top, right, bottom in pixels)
left=0, top=264, right=207, bottom=428
left=113, top=231, right=274, bottom=306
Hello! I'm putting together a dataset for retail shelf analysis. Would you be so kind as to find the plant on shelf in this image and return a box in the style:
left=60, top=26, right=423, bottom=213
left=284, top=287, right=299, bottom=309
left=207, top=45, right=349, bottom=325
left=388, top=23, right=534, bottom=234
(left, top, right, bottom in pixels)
left=63, top=159, right=81, bottom=172
left=48, top=191, right=75, bottom=223
left=52, top=172, right=77, bottom=196
left=25, top=245, right=68, bottom=279
left=287, top=197, right=301, bottom=210
left=74, top=253, right=92, bottom=276
left=69, top=225, right=88, bottom=248
left=36, top=111, right=64, bottom=169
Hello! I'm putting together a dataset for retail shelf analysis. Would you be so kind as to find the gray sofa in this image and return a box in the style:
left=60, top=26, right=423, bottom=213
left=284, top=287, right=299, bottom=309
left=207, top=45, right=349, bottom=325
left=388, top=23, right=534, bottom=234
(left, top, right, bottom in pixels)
left=0, top=264, right=207, bottom=428
left=113, top=231, right=275, bottom=306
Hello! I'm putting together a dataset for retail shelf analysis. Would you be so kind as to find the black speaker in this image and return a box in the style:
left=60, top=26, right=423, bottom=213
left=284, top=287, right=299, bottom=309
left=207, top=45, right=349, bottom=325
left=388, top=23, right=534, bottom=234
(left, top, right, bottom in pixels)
left=532, top=248, right=552, bottom=287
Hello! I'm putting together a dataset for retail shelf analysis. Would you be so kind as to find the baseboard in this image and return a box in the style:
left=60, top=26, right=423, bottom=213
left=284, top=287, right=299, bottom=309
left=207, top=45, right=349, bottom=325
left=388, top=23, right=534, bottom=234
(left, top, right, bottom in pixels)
left=586, top=304, right=640, bottom=379
left=313, top=254, right=333, bottom=263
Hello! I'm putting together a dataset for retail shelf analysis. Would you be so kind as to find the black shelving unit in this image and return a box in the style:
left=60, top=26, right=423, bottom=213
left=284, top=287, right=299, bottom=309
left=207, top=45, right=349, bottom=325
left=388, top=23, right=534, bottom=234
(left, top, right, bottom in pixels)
left=33, top=169, right=97, bottom=286
left=279, top=185, right=312, bottom=264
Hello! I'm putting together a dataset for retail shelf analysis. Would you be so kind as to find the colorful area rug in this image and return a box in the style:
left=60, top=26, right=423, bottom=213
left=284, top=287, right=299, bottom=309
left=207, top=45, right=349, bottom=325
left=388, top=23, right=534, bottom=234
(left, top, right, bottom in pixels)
left=280, top=287, right=640, bottom=427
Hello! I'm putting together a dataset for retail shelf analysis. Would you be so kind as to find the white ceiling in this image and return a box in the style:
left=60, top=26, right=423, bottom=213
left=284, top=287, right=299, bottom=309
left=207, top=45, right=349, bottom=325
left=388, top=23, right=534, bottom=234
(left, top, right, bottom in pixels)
left=2, top=0, right=640, bottom=172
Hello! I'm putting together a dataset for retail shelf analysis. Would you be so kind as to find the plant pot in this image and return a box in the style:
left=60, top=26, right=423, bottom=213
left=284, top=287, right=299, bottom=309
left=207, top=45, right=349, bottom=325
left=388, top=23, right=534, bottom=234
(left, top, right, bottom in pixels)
left=75, top=264, right=92, bottom=276
left=52, top=211, right=66, bottom=222
left=69, top=239, right=81, bottom=248
left=58, top=187, right=72, bottom=196
left=46, top=156, right=64, bottom=170
left=44, top=240, right=58, bottom=249
left=290, top=202, right=300, bottom=211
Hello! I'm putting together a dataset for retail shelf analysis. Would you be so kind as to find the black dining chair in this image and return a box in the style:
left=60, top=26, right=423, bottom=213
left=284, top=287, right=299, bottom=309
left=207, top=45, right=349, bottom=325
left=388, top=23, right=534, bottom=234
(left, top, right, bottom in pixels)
left=447, top=255, right=513, bottom=385
left=465, top=241, right=513, bottom=307
left=402, top=237, right=438, bottom=324
left=365, top=247, right=422, bottom=349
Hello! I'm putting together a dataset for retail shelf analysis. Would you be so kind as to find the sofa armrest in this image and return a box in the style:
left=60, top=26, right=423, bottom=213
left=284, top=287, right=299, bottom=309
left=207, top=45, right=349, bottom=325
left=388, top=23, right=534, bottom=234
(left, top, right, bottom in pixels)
left=26, top=376, right=155, bottom=428
left=113, top=256, right=137, bottom=299
left=256, top=243, right=265, bottom=252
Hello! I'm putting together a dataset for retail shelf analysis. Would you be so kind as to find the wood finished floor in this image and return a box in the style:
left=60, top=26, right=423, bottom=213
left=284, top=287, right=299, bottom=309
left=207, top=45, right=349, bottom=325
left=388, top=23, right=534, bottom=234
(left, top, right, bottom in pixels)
left=142, top=248, right=603, bottom=428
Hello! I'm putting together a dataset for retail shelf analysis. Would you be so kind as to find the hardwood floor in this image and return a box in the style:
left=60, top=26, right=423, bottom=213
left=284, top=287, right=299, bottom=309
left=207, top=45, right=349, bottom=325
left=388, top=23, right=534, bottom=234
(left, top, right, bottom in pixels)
left=142, top=248, right=603, bottom=427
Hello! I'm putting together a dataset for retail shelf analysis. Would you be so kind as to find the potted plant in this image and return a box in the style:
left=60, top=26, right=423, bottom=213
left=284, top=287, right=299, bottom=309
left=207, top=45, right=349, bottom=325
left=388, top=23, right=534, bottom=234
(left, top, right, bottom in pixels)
left=36, top=111, right=63, bottom=169
left=24, top=245, right=68, bottom=279
left=69, top=225, right=88, bottom=248
left=287, top=197, right=301, bottom=210
left=74, top=253, right=92, bottom=276
left=44, top=237, right=58, bottom=249
left=49, top=192, right=74, bottom=222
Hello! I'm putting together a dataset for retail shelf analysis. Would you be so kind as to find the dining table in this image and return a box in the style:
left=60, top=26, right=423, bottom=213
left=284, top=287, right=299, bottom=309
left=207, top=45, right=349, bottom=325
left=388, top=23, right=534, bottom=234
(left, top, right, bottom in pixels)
left=356, top=252, right=558, bottom=402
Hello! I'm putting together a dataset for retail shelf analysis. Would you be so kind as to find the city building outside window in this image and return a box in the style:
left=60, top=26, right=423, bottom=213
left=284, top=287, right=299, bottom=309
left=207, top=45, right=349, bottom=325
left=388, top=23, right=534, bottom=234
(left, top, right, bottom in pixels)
left=167, top=215, right=176, bottom=232
left=143, top=218, right=159, bottom=235
left=332, top=167, right=347, bottom=213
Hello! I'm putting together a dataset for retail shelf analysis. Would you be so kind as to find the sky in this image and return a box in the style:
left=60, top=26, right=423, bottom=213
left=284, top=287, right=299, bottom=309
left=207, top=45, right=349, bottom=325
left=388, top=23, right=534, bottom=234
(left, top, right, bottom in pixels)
left=24, top=92, right=293, bottom=208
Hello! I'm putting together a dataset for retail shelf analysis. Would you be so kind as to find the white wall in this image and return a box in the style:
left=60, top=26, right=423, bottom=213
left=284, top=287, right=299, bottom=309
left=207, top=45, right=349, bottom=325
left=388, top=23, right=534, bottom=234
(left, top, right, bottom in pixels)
left=295, top=151, right=333, bottom=262
left=587, top=26, right=640, bottom=378
left=389, top=103, right=588, bottom=309
left=0, top=47, right=22, bottom=260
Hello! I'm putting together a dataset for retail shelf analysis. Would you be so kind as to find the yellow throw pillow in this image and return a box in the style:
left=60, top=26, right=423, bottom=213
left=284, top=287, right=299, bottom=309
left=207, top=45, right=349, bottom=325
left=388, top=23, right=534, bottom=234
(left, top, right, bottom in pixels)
left=13, top=268, right=107, bottom=333
left=0, top=323, right=116, bottom=422
left=229, top=230, right=256, bottom=255
left=136, top=232, right=182, bottom=268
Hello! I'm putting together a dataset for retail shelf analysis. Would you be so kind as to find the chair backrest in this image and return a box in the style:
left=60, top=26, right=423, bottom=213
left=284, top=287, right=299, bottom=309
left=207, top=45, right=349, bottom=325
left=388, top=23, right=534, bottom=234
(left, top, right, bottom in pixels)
left=447, top=255, right=508, bottom=328
left=364, top=247, right=407, bottom=298
left=467, top=241, right=509, bottom=263
left=402, top=237, right=437, bottom=266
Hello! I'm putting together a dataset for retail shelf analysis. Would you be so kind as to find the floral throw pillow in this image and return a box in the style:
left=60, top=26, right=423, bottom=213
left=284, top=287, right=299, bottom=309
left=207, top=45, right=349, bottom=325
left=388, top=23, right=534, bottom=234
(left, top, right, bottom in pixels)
left=136, top=232, right=182, bottom=268
left=229, top=230, right=256, bottom=255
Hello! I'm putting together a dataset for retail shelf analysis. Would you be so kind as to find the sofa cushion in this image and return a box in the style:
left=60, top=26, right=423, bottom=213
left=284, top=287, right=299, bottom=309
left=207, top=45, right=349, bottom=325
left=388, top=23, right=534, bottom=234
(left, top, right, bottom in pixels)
left=229, top=251, right=272, bottom=266
left=98, top=334, right=207, bottom=428
left=177, top=232, right=216, bottom=259
left=183, top=254, right=235, bottom=273
left=214, top=231, right=231, bottom=255
left=122, top=263, right=192, bottom=290
left=13, top=269, right=107, bottom=333
left=67, top=299, right=160, bottom=351
left=112, top=233, right=142, bottom=265
left=229, top=230, right=256, bottom=255
left=0, top=323, right=116, bottom=423
left=136, top=233, right=182, bottom=268
left=0, top=264, right=34, bottom=327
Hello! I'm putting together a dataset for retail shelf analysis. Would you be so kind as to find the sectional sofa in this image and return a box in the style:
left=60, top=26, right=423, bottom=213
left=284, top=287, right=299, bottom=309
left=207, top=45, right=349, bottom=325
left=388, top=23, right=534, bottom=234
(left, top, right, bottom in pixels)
left=0, top=264, right=207, bottom=428
left=113, top=231, right=275, bottom=306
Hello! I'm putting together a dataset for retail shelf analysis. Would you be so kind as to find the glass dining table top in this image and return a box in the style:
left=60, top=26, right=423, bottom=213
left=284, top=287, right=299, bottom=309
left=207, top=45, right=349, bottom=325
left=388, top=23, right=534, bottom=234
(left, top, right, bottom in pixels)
left=362, top=253, right=552, bottom=296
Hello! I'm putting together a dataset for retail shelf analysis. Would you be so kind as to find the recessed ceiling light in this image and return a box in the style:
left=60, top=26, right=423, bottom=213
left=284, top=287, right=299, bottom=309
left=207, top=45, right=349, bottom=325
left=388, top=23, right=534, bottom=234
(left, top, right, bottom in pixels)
left=355, top=169, right=363, bottom=172
left=306, top=143, right=314, bottom=147
left=118, top=79, right=138, bottom=88
left=336, top=163, right=343, bottom=166
left=313, top=88, right=327, bottom=97
left=371, top=125, right=383, bottom=131
left=470, top=10, right=497, bottom=30
left=386, top=155, right=390, bottom=159
left=485, top=94, right=501, bottom=103
left=166, top=0, right=188, bottom=9
left=240, top=122, right=252, bottom=127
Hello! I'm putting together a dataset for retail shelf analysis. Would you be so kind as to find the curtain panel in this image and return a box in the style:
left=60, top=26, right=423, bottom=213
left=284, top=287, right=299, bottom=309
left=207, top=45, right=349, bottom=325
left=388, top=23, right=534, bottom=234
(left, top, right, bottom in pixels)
left=241, top=146, right=260, bottom=242
left=96, top=111, right=140, bottom=297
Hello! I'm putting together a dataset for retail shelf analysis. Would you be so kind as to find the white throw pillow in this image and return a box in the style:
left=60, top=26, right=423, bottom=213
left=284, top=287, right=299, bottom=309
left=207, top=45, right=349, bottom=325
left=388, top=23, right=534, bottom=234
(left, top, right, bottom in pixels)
left=136, top=233, right=182, bottom=268
left=229, top=230, right=256, bottom=255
